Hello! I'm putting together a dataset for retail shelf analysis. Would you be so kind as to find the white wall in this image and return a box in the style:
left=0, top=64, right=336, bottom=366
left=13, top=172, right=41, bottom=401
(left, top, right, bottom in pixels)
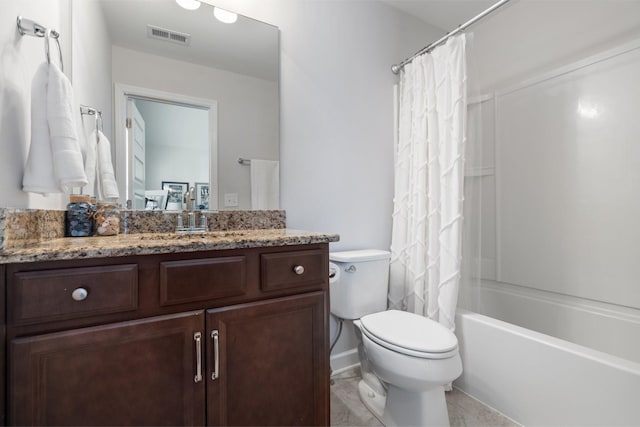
left=0, top=0, right=71, bottom=209
left=0, top=0, right=111, bottom=208
left=1, top=0, right=444, bottom=359
left=112, top=46, right=279, bottom=211
left=71, top=0, right=113, bottom=200
left=206, top=0, right=442, bottom=254
left=200, top=0, right=442, bottom=362
left=72, top=0, right=112, bottom=153
left=1, top=0, right=442, bottom=247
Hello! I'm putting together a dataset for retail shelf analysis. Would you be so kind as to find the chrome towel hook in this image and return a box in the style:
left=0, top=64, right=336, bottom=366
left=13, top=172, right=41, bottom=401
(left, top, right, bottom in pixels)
left=16, top=16, right=46, bottom=37
left=80, top=105, right=103, bottom=134
left=16, top=16, right=64, bottom=72
left=44, top=29, right=64, bottom=71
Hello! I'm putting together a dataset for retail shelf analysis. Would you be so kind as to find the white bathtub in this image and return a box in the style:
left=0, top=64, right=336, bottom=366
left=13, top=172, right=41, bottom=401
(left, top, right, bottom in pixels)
left=454, top=308, right=640, bottom=426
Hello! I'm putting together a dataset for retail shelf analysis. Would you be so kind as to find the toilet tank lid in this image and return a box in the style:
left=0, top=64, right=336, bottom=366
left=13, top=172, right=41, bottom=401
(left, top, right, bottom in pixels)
left=330, top=249, right=391, bottom=262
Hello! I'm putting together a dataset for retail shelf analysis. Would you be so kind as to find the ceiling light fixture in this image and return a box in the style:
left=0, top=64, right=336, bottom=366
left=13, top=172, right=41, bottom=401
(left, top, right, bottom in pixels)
left=176, top=0, right=201, bottom=11
left=213, top=7, right=238, bottom=24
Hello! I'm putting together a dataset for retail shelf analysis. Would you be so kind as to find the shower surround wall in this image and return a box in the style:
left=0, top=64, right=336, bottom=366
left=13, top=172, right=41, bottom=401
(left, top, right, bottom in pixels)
left=457, top=1, right=640, bottom=424
left=463, top=38, right=640, bottom=364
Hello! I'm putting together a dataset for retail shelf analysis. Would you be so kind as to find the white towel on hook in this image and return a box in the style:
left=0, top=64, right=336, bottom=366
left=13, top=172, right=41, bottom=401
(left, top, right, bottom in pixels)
left=47, top=62, right=87, bottom=191
left=250, top=159, right=279, bottom=210
left=96, top=130, right=119, bottom=200
left=23, top=62, right=87, bottom=194
left=83, top=129, right=119, bottom=200
left=23, top=63, right=58, bottom=194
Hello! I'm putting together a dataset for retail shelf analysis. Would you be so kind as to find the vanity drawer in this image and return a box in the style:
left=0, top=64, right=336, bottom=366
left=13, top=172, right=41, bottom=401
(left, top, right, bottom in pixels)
left=261, top=249, right=327, bottom=292
left=159, top=256, right=247, bottom=306
left=10, top=264, right=138, bottom=325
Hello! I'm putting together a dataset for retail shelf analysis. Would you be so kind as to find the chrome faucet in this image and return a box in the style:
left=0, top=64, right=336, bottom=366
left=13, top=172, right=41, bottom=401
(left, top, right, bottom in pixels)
left=176, top=212, right=208, bottom=234
left=183, top=187, right=196, bottom=211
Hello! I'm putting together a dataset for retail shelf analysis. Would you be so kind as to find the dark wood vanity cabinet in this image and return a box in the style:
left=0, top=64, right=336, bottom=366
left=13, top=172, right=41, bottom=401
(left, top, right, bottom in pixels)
left=206, top=292, right=327, bottom=426
left=3, top=244, right=330, bottom=426
left=10, top=311, right=205, bottom=426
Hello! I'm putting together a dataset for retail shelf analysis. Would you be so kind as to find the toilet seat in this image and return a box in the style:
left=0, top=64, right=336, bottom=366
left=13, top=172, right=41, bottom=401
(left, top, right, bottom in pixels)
left=359, top=310, right=458, bottom=359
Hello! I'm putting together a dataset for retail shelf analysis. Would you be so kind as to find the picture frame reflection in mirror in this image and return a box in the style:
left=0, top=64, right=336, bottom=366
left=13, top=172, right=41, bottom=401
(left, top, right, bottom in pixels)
left=144, top=189, right=169, bottom=210
left=162, top=181, right=188, bottom=210
left=195, top=182, right=210, bottom=210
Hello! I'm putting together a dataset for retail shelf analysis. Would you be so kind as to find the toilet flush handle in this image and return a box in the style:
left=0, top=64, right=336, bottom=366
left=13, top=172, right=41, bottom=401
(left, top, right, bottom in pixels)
left=345, top=265, right=357, bottom=273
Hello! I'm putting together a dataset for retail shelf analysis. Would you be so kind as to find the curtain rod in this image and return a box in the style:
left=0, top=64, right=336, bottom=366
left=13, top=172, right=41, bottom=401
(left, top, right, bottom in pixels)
left=391, top=0, right=512, bottom=74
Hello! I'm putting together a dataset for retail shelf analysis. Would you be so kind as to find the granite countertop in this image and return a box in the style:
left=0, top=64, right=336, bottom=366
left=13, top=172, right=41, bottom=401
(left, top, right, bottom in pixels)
left=0, top=229, right=339, bottom=264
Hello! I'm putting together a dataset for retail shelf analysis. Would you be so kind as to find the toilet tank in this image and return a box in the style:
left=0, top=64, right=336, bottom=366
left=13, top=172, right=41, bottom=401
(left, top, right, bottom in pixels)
left=329, top=249, right=391, bottom=320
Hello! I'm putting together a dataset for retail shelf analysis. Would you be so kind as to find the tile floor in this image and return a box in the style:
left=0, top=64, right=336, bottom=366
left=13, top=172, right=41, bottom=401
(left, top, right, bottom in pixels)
left=331, top=368, right=519, bottom=427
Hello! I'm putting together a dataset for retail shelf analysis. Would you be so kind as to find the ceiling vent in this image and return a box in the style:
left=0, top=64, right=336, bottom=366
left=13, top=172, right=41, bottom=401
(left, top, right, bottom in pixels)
left=147, top=25, right=191, bottom=46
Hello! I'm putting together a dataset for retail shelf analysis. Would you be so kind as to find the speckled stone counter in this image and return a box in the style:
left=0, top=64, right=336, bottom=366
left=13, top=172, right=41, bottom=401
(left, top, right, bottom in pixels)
left=0, top=207, right=337, bottom=264
left=120, top=210, right=286, bottom=234
left=0, top=209, right=66, bottom=250
left=0, top=229, right=339, bottom=264
left=0, top=208, right=286, bottom=250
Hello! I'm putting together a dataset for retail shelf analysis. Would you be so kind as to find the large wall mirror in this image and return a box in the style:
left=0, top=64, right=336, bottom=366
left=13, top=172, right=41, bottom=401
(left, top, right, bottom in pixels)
left=72, top=0, right=280, bottom=211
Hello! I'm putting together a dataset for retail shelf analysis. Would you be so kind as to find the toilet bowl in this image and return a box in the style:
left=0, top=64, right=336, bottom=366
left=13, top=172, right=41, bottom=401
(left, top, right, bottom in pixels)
left=330, top=250, right=462, bottom=427
left=355, top=310, right=462, bottom=426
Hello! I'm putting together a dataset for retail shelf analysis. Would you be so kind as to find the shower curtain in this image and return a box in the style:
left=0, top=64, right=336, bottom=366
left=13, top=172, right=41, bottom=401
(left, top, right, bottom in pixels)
left=388, top=35, right=467, bottom=331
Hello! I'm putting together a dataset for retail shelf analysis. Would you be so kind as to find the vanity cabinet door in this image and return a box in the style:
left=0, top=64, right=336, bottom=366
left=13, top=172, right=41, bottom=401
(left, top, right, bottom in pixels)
left=206, top=292, right=329, bottom=426
left=10, top=311, right=205, bottom=426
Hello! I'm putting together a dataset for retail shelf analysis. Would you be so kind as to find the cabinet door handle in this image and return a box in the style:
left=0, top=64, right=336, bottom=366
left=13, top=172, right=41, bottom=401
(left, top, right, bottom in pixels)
left=211, top=330, right=219, bottom=380
left=194, top=332, right=203, bottom=383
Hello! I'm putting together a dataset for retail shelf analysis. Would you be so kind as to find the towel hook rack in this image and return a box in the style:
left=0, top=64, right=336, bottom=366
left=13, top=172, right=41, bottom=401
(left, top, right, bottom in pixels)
left=16, top=16, right=64, bottom=71
left=80, top=105, right=103, bottom=134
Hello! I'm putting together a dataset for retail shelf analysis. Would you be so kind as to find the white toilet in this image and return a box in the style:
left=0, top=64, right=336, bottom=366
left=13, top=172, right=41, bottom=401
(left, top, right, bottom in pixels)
left=330, top=249, right=462, bottom=427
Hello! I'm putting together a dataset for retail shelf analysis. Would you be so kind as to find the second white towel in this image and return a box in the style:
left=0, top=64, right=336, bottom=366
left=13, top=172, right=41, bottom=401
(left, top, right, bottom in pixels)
left=96, top=130, right=119, bottom=200
left=84, top=129, right=119, bottom=201
left=250, top=159, right=279, bottom=210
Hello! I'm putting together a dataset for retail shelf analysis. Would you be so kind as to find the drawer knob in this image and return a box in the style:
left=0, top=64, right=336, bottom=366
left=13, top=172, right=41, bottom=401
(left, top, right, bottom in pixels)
left=71, top=287, right=88, bottom=301
left=293, top=265, right=305, bottom=275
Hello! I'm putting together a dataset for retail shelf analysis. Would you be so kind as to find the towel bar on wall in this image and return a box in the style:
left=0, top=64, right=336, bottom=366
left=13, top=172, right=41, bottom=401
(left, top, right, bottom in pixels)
left=16, top=16, right=64, bottom=71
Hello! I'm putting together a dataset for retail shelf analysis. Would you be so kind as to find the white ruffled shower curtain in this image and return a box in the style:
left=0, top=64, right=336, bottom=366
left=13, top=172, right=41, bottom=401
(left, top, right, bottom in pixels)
left=388, top=35, right=467, bottom=331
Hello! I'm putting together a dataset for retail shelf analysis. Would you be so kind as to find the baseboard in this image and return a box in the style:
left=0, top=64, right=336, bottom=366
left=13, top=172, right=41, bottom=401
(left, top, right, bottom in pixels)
left=451, top=385, right=522, bottom=427
left=330, top=348, right=359, bottom=374
left=330, top=362, right=361, bottom=377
